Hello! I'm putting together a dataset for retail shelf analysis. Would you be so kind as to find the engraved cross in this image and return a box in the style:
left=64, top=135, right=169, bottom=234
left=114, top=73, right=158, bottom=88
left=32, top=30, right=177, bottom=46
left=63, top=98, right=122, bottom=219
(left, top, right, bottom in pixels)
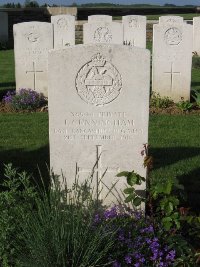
left=26, top=61, right=44, bottom=90
left=76, top=145, right=120, bottom=199
left=164, top=62, right=181, bottom=91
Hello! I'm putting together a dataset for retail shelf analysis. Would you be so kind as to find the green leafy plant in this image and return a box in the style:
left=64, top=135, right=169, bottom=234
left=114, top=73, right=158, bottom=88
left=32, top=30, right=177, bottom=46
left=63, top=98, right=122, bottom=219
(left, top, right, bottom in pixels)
left=116, top=170, right=145, bottom=207
left=0, top=164, right=38, bottom=267
left=176, top=99, right=193, bottom=112
left=16, top=174, right=118, bottom=267
left=191, top=88, right=200, bottom=108
left=192, top=55, right=200, bottom=69
left=150, top=92, right=174, bottom=109
left=150, top=179, right=184, bottom=231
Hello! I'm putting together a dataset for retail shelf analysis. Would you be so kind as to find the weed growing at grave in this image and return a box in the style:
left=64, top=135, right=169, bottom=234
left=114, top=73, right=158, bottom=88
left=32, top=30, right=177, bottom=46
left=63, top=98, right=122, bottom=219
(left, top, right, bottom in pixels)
left=15, top=173, right=118, bottom=267
left=0, top=163, right=199, bottom=267
left=3, top=88, right=47, bottom=111
left=118, top=144, right=199, bottom=266
left=192, top=55, right=200, bottom=69
left=150, top=92, right=174, bottom=109
left=191, top=89, right=200, bottom=108
left=176, top=99, right=193, bottom=112
left=0, top=164, right=38, bottom=267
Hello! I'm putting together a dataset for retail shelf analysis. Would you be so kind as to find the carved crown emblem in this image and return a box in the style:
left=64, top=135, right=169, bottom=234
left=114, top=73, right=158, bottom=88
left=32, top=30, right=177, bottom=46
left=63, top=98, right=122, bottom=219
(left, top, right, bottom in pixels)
left=91, top=53, right=106, bottom=67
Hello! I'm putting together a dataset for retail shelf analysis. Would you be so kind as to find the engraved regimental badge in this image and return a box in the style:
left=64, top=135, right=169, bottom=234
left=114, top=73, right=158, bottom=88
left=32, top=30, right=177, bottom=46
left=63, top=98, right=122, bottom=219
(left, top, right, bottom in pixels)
left=76, top=53, right=122, bottom=106
left=165, top=27, right=182, bottom=46
left=57, top=18, right=68, bottom=29
left=94, top=27, right=112, bottom=43
left=27, top=32, right=40, bottom=43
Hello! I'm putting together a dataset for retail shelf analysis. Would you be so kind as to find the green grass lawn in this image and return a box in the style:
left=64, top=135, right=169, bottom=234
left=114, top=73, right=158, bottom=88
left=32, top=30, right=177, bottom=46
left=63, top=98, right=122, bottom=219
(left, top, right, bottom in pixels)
left=0, top=50, right=200, bottom=211
left=0, top=50, right=15, bottom=98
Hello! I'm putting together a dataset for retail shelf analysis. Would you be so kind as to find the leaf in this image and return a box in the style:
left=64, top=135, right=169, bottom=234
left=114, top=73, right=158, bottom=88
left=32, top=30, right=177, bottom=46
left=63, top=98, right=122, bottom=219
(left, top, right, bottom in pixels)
left=116, top=171, right=129, bottom=177
left=163, top=221, right=172, bottom=231
left=127, top=172, right=137, bottom=186
left=165, top=181, right=172, bottom=195
left=166, top=202, right=174, bottom=213
left=124, top=188, right=134, bottom=195
left=125, top=194, right=134, bottom=203
left=162, top=216, right=172, bottom=222
left=133, top=197, right=142, bottom=207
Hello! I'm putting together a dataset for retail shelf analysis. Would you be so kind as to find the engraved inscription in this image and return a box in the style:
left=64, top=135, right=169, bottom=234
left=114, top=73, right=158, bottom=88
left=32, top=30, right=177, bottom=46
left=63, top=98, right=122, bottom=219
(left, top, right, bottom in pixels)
left=76, top=53, right=122, bottom=106
left=129, top=18, right=139, bottom=28
left=54, top=111, right=144, bottom=142
left=27, top=32, right=40, bottom=43
left=166, top=19, right=176, bottom=23
left=164, top=27, right=182, bottom=46
left=57, top=18, right=68, bottom=29
left=94, top=27, right=112, bottom=43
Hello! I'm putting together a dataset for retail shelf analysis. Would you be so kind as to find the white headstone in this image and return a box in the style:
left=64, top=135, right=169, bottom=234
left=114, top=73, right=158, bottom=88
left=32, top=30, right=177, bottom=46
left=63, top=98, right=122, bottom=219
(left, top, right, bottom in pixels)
left=0, top=12, right=8, bottom=42
left=83, top=22, right=123, bottom=44
left=159, top=16, right=184, bottom=24
left=193, top=17, right=200, bottom=55
left=14, top=22, right=53, bottom=97
left=122, top=15, right=146, bottom=48
left=48, top=44, right=150, bottom=205
left=88, top=15, right=112, bottom=23
left=51, top=15, right=75, bottom=48
left=152, top=16, right=193, bottom=102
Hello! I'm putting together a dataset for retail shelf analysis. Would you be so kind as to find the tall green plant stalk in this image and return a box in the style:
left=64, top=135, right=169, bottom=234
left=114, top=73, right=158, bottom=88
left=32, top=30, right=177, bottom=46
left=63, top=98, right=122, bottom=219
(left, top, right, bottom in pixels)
left=16, top=175, right=118, bottom=267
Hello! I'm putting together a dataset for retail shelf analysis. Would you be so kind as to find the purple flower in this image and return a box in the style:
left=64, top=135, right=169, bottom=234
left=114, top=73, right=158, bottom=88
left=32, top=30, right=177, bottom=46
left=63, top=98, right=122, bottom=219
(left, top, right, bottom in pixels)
left=166, top=250, right=176, bottom=261
left=125, top=255, right=132, bottom=264
left=112, top=260, right=121, bottom=267
left=3, top=88, right=46, bottom=111
left=103, top=206, right=118, bottom=219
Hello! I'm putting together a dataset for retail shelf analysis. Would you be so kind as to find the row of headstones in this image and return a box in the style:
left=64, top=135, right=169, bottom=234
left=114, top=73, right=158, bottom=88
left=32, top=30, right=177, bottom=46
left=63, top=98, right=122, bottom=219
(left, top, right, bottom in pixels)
left=14, top=14, right=146, bottom=97
left=14, top=14, right=196, bottom=102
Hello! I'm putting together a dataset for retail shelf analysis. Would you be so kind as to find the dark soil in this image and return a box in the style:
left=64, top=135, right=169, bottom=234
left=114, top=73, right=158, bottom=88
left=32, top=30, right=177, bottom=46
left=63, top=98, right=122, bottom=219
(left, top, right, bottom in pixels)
left=0, top=102, right=48, bottom=113
left=150, top=103, right=200, bottom=115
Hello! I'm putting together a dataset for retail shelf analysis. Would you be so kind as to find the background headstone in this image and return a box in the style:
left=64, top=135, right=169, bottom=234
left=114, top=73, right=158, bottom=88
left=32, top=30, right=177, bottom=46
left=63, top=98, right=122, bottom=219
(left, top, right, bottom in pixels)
left=14, top=22, right=53, bottom=97
left=48, top=44, right=150, bottom=205
left=159, top=16, right=184, bottom=24
left=83, top=22, right=123, bottom=44
left=88, top=15, right=112, bottom=23
left=122, top=15, right=146, bottom=48
left=193, top=17, right=200, bottom=55
left=152, top=16, right=193, bottom=102
left=51, top=15, right=75, bottom=48
left=0, top=12, right=8, bottom=42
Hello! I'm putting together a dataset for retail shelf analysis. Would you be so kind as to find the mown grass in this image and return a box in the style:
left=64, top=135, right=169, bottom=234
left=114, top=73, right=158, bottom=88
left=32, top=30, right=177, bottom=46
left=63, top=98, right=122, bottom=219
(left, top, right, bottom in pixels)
left=0, top=113, right=49, bottom=183
left=0, top=49, right=15, bottom=98
left=149, top=115, right=200, bottom=211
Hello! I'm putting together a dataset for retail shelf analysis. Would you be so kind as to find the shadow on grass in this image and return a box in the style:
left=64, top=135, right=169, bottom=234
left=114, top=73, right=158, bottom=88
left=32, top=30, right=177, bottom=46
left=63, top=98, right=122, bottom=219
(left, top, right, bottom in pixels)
left=150, top=146, right=200, bottom=211
left=149, top=147, right=200, bottom=169
left=0, top=145, right=50, bottom=188
left=191, top=81, right=200, bottom=88
left=177, top=167, right=200, bottom=212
